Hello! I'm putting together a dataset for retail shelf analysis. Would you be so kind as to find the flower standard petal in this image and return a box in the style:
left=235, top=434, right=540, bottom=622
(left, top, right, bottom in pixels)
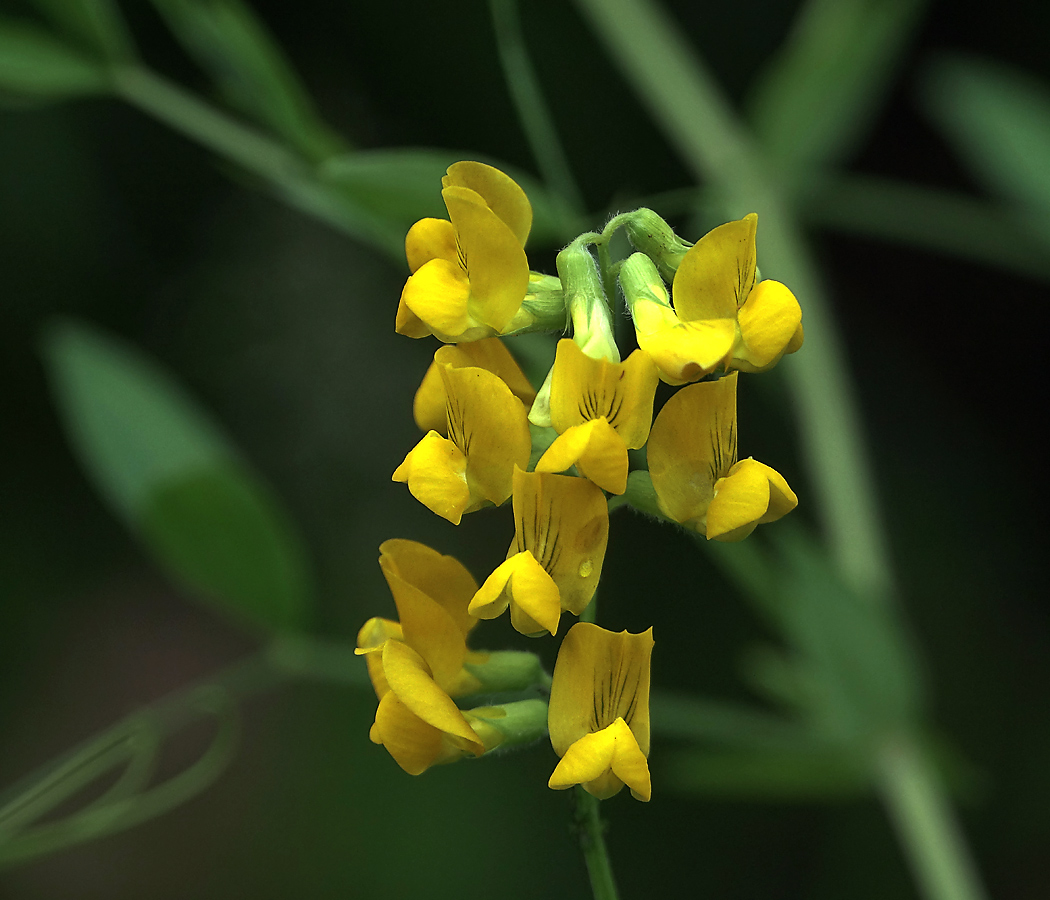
left=414, top=340, right=537, bottom=435
left=443, top=185, right=529, bottom=333
left=548, top=623, right=654, bottom=754
left=672, top=214, right=757, bottom=321
left=443, top=160, right=532, bottom=248
left=512, top=468, right=609, bottom=617
left=379, top=540, right=478, bottom=691
left=548, top=340, right=659, bottom=449
left=392, top=431, right=471, bottom=525
left=647, top=373, right=738, bottom=528
left=440, top=360, right=531, bottom=510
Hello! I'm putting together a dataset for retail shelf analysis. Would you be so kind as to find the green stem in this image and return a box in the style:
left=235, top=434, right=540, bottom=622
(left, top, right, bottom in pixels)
left=108, top=65, right=404, bottom=258
left=489, top=0, right=586, bottom=217
left=573, top=787, right=620, bottom=900
left=876, top=736, right=988, bottom=900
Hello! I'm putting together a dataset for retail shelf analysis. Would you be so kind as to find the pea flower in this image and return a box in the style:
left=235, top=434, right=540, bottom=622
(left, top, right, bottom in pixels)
left=396, top=161, right=532, bottom=342
left=358, top=540, right=546, bottom=774
left=622, top=214, right=803, bottom=383
left=646, top=371, right=797, bottom=541
left=393, top=346, right=531, bottom=524
left=534, top=339, right=659, bottom=494
left=412, top=337, right=537, bottom=435
left=469, top=468, right=608, bottom=637
left=547, top=622, right=654, bottom=801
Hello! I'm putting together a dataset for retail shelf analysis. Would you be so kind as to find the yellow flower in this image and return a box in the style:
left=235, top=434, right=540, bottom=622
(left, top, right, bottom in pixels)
left=393, top=347, right=531, bottom=524
left=646, top=371, right=797, bottom=540
left=357, top=540, right=491, bottom=774
left=534, top=339, right=659, bottom=494
left=623, top=215, right=804, bottom=383
left=469, top=468, right=608, bottom=637
left=412, top=337, right=537, bottom=435
left=396, top=161, right=532, bottom=342
left=547, top=622, right=654, bottom=801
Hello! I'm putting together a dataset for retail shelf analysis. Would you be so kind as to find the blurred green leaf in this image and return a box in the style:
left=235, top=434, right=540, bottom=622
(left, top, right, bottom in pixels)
left=41, top=320, right=313, bottom=633
left=922, top=55, right=1050, bottom=231
left=148, top=0, right=344, bottom=161
left=707, top=524, right=924, bottom=745
left=319, top=148, right=579, bottom=253
left=0, top=17, right=109, bottom=97
left=747, top=0, right=925, bottom=175
left=23, top=0, right=134, bottom=61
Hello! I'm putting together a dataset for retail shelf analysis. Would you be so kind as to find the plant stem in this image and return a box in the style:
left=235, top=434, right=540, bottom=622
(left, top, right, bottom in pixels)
left=876, top=735, right=988, bottom=900
left=573, top=787, right=620, bottom=900
left=489, top=0, right=586, bottom=217
left=108, top=65, right=405, bottom=258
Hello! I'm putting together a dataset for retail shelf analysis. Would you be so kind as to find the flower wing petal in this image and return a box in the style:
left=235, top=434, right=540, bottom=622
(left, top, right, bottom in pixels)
left=392, top=431, right=470, bottom=524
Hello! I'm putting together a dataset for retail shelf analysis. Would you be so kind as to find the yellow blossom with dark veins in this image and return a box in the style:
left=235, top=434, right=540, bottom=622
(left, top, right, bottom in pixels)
left=547, top=622, right=654, bottom=801
left=534, top=339, right=659, bottom=494
left=396, top=161, right=532, bottom=342
left=469, top=468, right=608, bottom=636
left=413, top=338, right=537, bottom=435
left=393, top=347, right=531, bottom=524
left=647, top=371, right=797, bottom=541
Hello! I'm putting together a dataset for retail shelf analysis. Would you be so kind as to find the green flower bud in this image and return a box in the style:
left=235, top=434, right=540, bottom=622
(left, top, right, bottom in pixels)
left=556, top=243, right=619, bottom=363
left=619, top=252, right=671, bottom=317
left=624, top=208, right=693, bottom=282
left=464, top=699, right=550, bottom=753
left=463, top=650, right=551, bottom=693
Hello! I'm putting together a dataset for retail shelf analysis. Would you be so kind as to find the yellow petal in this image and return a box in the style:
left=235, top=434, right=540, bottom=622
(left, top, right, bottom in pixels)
left=632, top=300, right=735, bottom=384
left=355, top=617, right=402, bottom=699
left=379, top=540, right=478, bottom=692
left=371, top=690, right=481, bottom=775
left=756, top=460, right=798, bottom=523
left=547, top=719, right=652, bottom=801
left=414, top=338, right=537, bottom=435
left=440, top=361, right=531, bottom=509
left=405, top=217, right=457, bottom=274
left=548, top=622, right=654, bottom=756
left=401, top=257, right=472, bottom=339
left=672, top=214, right=757, bottom=322
left=647, top=373, right=738, bottom=527
left=511, top=468, right=608, bottom=616
left=705, top=461, right=770, bottom=542
left=395, top=285, right=436, bottom=338
left=548, top=340, right=659, bottom=449
left=392, top=431, right=470, bottom=525
left=379, top=539, right=478, bottom=638
left=785, top=322, right=804, bottom=354
left=736, top=279, right=803, bottom=368
left=443, top=185, right=529, bottom=333
left=535, top=419, right=629, bottom=495
left=468, top=551, right=562, bottom=637
left=443, top=161, right=532, bottom=248
left=380, top=640, right=483, bottom=752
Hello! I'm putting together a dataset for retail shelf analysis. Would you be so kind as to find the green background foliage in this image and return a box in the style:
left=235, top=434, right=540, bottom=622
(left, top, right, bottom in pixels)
left=1, top=0, right=1048, bottom=897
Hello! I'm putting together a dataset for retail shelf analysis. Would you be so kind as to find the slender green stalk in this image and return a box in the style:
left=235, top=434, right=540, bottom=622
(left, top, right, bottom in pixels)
left=489, top=0, right=586, bottom=216
left=573, top=787, right=620, bottom=900
left=108, top=65, right=404, bottom=258
left=876, top=736, right=988, bottom=900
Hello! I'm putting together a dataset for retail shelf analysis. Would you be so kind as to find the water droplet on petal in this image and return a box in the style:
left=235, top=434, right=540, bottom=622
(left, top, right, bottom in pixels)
left=578, top=560, right=594, bottom=578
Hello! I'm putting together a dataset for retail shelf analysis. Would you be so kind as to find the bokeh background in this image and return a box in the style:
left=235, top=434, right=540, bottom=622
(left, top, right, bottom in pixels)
left=2, top=0, right=1048, bottom=897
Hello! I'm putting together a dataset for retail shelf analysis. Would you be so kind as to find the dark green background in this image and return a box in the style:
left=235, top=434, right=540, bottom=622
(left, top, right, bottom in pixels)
left=2, top=1, right=1048, bottom=897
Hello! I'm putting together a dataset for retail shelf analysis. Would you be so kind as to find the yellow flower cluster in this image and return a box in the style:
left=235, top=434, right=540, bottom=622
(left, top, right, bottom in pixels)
left=360, top=161, right=803, bottom=802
